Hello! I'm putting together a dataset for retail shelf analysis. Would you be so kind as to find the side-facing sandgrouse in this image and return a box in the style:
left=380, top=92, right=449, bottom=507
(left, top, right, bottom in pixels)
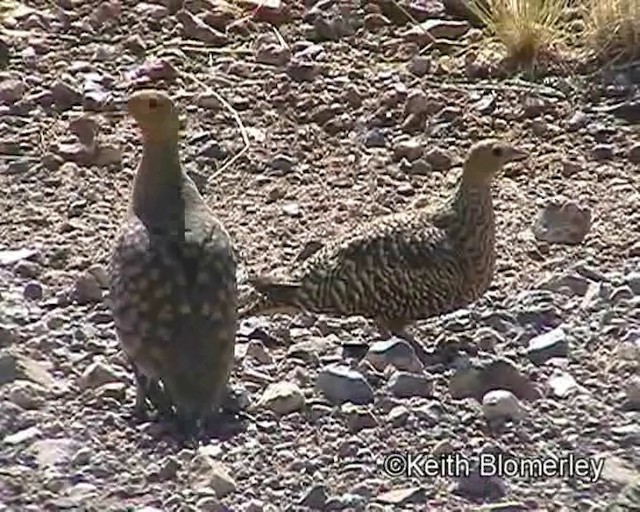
left=108, top=89, right=238, bottom=436
left=241, top=139, right=526, bottom=351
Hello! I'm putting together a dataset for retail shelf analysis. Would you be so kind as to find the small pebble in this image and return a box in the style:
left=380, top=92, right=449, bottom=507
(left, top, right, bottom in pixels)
left=256, top=381, right=305, bottom=415
left=23, top=281, right=43, bottom=300
left=533, top=199, right=592, bottom=245
left=343, top=404, right=378, bottom=432
left=405, top=88, right=429, bottom=116
left=628, top=144, right=640, bottom=164
left=527, top=327, right=568, bottom=364
left=624, top=272, right=640, bottom=295
left=394, top=138, right=423, bottom=162
left=482, top=389, right=523, bottom=422
left=7, top=380, right=46, bottom=409
left=387, top=371, right=433, bottom=398
left=282, top=203, right=301, bottom=217
left=316, top=364, right=374, bottom=405
left=270, top=154, right=295, bottom=173
left=625, top=376, right=640, bottom=409
left=408, top=56, right=431, bottom=77
left=14, top=260, right=39, bottom=278
left=299, top=484, right=329, bottom=508
left=424, top=147, right=452, bottom=171
left=409, top=158, right=432, bottom=175
left=548, top=372, right=578, bottom=398
left=365, top=338, right=422, bottom=372
left=364, top=128, right=386, bottom=148
left=74, top=272, right=103, bottom=304
left=566, top=111, right=588, bottom=131
left=388, top=405, right=410, bottom=426
left=79, top=361, right=121, bottom=390
left=592, top=144, right=614, bottom=160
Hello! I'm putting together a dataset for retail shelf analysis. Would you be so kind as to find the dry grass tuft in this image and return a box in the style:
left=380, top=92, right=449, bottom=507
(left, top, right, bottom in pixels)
left=584, top=0, right=640, bottom=61
left=467, top=0, right=572, bottom=67
left=0, top=1, right=12, bottom=16
left=0, top=0, right=21, bottom=22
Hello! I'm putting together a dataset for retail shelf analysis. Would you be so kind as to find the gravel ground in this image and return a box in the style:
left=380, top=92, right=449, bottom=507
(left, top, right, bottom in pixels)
left=0, top=0, right=639, bottom=510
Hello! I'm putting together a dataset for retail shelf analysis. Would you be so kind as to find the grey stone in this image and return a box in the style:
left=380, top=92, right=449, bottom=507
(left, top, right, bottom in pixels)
left=566, top=111, right=588, bottom=131
left=192, top=455, right=236, bottom=497
left=23, top=281, right=43, bottom=301
left=593, top=144, right=614, bottom=160
left=628, top=143, right=640, bottom=164
left=254, top=38, right=291, bottom=66
left=364, top=128, right=386, bottom=148
left=611, top=286, right=634, bottom=305
left=625, top=376, right=640, bottom=409
left=408, top=56, right=431, bottom=77
left=79, top=361, right=121, bottom=390
left=282, top=203, right=301, bottom=218
left=0, top=248, right=38, bottom=266
left=482, top=389, right=524, bottom=421
left=388, top=405, right=410, bottom=426
left=533, top=199, right=592, bottom=245
left=7, top=380, right=46, bottom=409
left=74, top=272, right=103, bottom=304
left=316, top=365, right=374, bottom=405
left=387, top=371, right=433, bottom=398
left=365, top=338, right=422, bottom=372
left=424, top=147, right=452, bottom=171
left=287, top=59, right=319, bottom=82
left=246, top=340, right=273, bottom=365
left=256, top=381, right=305, bottom=415
left=548, top=372, right=578, bottom=398
left=0, top=324, right=17, bottom=347
left=405, top=88, right=429, bottom=115
left=408, top=158, right=432, bottom=175
left=299, top=484, right=328, bottom=509
left=450, top=356, right=539, bottom=401
left=376, top=487, right=426, bottom=505
left=3, top=426, right=41, bottom=445
left=342, top=404, right=378, bottom=432
left=394, top=138, right=423, bottom=162
left=527, top=328, right=568, bottom=364
left=270, top=154, right=295, bottom=173
left=0, top=351, right=58, bottom=389
left=624, top=272, right=640, bottom=295
left=31, top=438, right=81, bottom=468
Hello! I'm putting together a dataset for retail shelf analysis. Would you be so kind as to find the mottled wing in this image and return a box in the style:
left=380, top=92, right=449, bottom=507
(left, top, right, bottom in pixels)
left=295, top=211, right=463, bottom=321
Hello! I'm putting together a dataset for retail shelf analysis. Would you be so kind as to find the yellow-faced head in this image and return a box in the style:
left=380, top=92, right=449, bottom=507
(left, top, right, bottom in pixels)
left=463, top=139, right=527, bottom=183
left=127, top=89, right=180, bottom=143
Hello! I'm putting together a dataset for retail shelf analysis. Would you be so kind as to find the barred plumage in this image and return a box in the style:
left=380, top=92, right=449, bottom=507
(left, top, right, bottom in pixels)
left=241, top=139, right=526, bottom=342
left=108, top=90, right=237, bottom=437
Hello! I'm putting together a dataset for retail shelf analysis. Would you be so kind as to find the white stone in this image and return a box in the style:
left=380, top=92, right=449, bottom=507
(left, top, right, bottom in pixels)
left=482, top=389, right=524, bottom=421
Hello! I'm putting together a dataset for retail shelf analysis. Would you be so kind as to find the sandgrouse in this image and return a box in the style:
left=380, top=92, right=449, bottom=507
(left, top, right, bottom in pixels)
left=108, top=89, right=238, bottom=436
left=241, top=139, right=526, bottom=353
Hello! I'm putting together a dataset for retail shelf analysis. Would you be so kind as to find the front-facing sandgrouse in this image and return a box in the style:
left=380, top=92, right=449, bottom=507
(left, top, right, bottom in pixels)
left=241, top=139, right=526, bottom=349
left=108, top=89, right=238, bottom=437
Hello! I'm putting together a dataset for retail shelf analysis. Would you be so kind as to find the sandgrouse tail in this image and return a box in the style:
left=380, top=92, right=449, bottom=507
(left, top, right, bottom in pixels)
left=108, top=89, right=238, bottom=437
left=241, top=139, right=526, bottom=356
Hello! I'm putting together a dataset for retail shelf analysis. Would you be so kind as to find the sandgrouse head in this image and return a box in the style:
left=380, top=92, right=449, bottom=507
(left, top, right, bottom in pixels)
left=127, top=89, right=180, bottom=143
left=463, top=139, right=527, bottom=183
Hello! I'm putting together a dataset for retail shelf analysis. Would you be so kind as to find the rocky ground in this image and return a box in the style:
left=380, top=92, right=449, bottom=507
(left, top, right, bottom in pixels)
left=1, top=0, right=639, bottom=510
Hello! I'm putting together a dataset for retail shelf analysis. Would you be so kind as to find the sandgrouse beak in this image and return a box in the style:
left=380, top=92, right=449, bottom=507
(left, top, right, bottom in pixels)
left=503, top=145, right=528, bottom=162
